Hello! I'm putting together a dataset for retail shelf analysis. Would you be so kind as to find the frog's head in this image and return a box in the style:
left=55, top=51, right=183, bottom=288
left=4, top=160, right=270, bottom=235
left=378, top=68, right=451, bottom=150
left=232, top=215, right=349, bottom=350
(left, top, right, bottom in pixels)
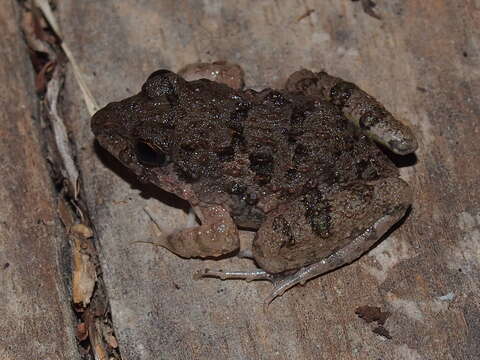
left=91, top=69, right=240, bottom=198
left=91, top=70, right=192, bottom=191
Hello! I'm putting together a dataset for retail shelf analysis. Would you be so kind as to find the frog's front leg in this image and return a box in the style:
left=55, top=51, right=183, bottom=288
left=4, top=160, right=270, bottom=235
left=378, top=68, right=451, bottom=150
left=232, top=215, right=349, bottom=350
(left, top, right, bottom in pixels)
left=155, top=204, right=240, bottom=258
left=285, top=69, right=417, bottom=155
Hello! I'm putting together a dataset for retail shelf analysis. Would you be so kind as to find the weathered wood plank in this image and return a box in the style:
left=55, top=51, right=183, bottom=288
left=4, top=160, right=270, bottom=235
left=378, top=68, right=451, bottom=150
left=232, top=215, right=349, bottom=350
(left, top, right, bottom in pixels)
left=0, top=1, right=80, bottom=359
left=59, top=1, right=480, bottom=359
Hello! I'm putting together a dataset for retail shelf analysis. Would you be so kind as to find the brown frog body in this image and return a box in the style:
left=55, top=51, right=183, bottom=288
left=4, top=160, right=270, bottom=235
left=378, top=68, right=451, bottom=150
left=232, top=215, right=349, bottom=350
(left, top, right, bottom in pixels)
left=92, top=64, right=417, bottom=305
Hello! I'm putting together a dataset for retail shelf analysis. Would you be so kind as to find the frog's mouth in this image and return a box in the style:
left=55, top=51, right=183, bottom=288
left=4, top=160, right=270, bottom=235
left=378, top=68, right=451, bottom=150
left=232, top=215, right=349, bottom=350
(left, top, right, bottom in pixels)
left=91, top=100, right=133, bottom=159
left=94, top=133, right=125, bottom=160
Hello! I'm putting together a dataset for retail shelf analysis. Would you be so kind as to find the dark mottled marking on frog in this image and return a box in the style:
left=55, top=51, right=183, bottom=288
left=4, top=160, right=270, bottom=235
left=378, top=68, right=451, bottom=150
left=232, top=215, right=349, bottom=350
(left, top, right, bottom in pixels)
left=293, top=144, right=309, bottom=164
left=226, top=182, right=259, bottom=206
left=263, top=91, right=290, bottom=106
left=302, top=191, right=331, bottom=238
left=359, top=110, right=383, bottom=130
left=166, top=93, right=179, bottom=106
left=229, top=104, right=250, bottom=130
left=180, top=143, right=196, bottom=153
left=317, top=167, right=338, bottom=186
left=175, top=160, right=203, bottom=182
left=228, top=104, right=250, bottom=149
left=286, top=127, right=304, bottom=143
left=227, top=182, right=247, bottom=195
left=272, top=215, right=296, bottom=248
left=245, top=191, right=259, bottom=205
left=249, top=151, right=274, bottom=184
left=305, top=178, right=318, bottom=190
left=290, top=99, right=317, bottom=125
left=217, top=146, right=235, bottom=162
left=356, top=159, right=380, bottom=180
left=330, top=81, right=356, bottom=107
left=285, top=168, right=298, bottom=181
left=228, top=183, right=265, bottom=228
left=290, top=107, right=307, bottom=125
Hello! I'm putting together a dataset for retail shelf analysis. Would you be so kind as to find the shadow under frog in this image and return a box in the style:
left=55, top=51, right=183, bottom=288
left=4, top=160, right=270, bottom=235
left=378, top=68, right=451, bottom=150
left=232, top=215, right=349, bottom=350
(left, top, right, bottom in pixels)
left=91, top=63, right=417, bottom=308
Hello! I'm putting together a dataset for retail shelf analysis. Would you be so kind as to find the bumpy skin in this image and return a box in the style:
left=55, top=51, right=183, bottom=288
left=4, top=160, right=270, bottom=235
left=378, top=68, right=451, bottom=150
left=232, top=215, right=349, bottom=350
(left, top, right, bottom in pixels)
left=92, top=67, right=415, bottom=299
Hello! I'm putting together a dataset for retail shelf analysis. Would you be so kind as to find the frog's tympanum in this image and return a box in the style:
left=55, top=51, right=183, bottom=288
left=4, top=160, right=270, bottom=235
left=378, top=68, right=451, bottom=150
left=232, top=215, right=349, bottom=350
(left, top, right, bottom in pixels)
left=92, top=63, right=417, bottom=306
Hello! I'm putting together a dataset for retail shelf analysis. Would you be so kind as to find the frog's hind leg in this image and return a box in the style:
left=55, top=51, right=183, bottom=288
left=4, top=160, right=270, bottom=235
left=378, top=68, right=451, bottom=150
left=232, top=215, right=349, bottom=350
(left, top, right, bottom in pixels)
left=199, top=268, right=274, bottom=282
left=285, top=69, right=417, bottom=155
left=199, top=203, right=408, bottom=309
left=264, top=203, right=409, bottom=307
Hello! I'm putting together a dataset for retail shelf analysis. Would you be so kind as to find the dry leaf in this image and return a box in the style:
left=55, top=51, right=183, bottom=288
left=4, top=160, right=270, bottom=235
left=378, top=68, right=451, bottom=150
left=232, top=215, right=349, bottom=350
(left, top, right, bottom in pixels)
left=46, top=67, right=80, bottom=198
left=76, top=322, right=89, bottom=341
left=71, top=223, right=94, bottom=239
left=72, top=237, right=97, bottom=307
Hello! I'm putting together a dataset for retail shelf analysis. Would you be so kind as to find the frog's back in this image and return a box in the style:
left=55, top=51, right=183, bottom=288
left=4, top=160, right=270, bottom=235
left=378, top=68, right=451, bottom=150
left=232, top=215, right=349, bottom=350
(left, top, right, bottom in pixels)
left=92, top=71, right=400, bottom=230
left=178, top=80, right=398, bottom=226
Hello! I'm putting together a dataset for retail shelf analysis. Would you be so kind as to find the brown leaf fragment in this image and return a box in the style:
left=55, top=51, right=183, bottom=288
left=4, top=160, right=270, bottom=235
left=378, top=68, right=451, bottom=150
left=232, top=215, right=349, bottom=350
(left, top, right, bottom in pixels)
left=89, top=318, right=109, bottom=360
left=35, top=60, right=56, bottom=93
left=355, top=305, right=390, bottom=325
left=105, top=334, right=118, bottom=349
left=100, top=323, right=119, bottom=349
left=296, top=9, right=315, bottom=23
left=72, top=237, right=97, bottom=307
left=21, top=10, right=55, bottom=57
left=57, top=198, right=75, bottom=228
left=35, top=0, right=100, bottom=116
left=46, top=67, right=80, bottom=198
left=373, top=325, right=392, bottom=340
left=76, top=322, right=89, bottom=341
left=31, top=4, right=58, bottom=45
left=351, top=0, right=382, bottom=20
left=71, top=223, right=94, bottom=239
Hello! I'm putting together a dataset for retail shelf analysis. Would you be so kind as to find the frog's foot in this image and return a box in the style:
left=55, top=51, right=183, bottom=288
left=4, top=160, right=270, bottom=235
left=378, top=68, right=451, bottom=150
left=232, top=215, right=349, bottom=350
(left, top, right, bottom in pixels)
left=197, top=266, right=326, bottom=310
left=196, top=268, right=277, bottom=311
left=196, top=267, right=315, bottom=311
left=197, top=268, right=274, bottom=282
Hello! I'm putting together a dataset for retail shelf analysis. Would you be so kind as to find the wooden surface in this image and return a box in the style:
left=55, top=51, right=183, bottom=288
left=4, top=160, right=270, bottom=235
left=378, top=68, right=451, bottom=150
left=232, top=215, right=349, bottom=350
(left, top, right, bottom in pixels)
left=7, top=0, right=480, bottom=359
left=0, top=2, right=80, bottom=359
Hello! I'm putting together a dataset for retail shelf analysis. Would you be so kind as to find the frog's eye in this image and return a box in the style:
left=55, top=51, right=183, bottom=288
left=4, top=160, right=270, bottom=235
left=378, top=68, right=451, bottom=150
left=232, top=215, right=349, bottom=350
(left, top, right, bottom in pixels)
left=135, top=141, right=167, bottom=167
left=142, top=70, right=178, bottom=102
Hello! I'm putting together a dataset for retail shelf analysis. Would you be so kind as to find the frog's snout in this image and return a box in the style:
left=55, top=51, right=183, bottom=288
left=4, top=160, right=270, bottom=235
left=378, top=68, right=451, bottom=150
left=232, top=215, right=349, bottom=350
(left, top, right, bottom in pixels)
left=91, top=102, right=122, bottom=136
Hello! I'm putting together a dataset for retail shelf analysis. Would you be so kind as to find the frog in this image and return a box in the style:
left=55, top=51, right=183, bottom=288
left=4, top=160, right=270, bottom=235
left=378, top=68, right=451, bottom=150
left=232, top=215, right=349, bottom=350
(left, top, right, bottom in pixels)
left=91, top=62, right=417, bottom=307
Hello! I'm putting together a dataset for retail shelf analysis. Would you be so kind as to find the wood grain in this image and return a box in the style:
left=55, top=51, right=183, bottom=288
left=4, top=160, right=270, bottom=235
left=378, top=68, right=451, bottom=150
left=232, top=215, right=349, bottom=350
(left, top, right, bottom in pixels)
left=0, top=1, right=80, bottom=359
left=54, top=0, right=480, bottom=359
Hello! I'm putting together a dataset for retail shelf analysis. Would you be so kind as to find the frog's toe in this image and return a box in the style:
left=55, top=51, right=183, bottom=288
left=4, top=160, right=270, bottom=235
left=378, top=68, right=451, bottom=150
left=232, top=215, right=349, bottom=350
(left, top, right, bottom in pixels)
left=264, top=276, right=302, bottom=310
left=198, top=268, right=274, bottom=282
